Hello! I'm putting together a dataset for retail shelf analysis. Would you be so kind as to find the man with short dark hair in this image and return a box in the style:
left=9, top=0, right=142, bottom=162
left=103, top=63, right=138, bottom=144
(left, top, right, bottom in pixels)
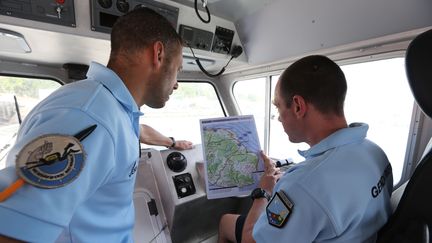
left=218, top=55, right=393, bottom=243
left=0, top=7, right=183, bottom=242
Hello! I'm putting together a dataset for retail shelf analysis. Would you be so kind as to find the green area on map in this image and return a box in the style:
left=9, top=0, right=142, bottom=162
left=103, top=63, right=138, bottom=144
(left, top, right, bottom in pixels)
left=204, top=128, right=259, bottom=188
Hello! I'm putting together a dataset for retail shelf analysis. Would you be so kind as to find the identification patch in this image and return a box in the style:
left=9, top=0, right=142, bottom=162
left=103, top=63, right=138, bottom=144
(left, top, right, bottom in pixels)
left=266, top=189, right=294, bottom=228
left=16, top=134, right=86, bottom=189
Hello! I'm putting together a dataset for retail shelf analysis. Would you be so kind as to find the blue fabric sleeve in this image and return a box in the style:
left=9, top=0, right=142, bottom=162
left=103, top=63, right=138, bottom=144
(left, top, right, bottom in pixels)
left=253, top=184, right=336, bottom=242
left=0, top=108, right=116, bottom=242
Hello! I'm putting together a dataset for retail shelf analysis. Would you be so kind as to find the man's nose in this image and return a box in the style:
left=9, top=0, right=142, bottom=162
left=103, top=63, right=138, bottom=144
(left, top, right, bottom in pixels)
left=173, top=82, right=179, bottom=90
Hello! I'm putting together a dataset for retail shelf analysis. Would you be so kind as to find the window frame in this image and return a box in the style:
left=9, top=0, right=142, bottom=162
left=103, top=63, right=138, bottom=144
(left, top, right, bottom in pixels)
left=0, top=73, right=63, bottom=86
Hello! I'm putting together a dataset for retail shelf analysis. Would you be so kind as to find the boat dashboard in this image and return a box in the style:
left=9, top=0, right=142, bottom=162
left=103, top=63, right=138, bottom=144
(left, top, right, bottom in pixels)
left=134, top=145, right=250, bottom=243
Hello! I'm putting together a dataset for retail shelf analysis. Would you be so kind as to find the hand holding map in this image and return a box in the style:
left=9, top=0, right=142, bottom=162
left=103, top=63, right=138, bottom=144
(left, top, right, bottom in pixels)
left=200, top=115, right=264, bottom=199
left=259, top=151, right=282, bottom=195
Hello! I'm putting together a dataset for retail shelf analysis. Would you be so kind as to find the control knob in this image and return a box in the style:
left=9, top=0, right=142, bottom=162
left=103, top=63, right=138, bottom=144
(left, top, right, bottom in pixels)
left=116, top=0, right=130, bottom=13
left=166, top=152, right=187, bottom=172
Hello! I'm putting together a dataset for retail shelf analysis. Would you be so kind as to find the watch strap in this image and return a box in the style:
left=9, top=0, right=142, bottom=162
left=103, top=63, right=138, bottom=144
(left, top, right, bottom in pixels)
left=251, top=188, right=271, bottom=201
left=168, top=137, right=176, bottom=148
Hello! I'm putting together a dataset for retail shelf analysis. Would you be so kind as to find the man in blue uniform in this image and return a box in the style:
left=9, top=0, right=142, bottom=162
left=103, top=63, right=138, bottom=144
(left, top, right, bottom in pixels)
left=0, top=7, right=183, bottom=242
left=218, top=55, right=393, bottom=243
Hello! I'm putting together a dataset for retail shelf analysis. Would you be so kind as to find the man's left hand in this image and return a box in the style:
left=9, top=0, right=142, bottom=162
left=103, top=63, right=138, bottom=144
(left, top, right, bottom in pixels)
left=173, top=140, right=194, bottom=150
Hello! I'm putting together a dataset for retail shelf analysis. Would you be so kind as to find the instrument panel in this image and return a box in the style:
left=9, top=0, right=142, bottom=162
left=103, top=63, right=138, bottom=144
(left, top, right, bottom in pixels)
left=90, top=0, right=179, bottom=33
left=0, top=0, right=76, bottom=27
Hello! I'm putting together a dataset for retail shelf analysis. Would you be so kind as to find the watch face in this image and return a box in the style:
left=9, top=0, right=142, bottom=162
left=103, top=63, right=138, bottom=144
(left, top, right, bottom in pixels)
left=251, top=188, right=265, bottom=199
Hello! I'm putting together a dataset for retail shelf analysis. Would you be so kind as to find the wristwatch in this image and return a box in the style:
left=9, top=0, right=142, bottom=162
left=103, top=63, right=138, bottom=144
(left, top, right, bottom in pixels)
left=250, top=188, right=271, bottom=201
left=168, top=137, right=176, bottom=149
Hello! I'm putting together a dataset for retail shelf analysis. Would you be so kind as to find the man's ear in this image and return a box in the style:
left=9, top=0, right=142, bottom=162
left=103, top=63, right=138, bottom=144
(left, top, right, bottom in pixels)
left=292, top=95, right=307, bottom=118
left=152, top=41, right=165, bottom=69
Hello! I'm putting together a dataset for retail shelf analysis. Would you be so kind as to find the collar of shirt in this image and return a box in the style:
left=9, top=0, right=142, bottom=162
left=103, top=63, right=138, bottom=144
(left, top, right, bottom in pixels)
left=86, top=62, right=144, bottom=135
left=298, top=122, right=369, bottom=159
left=86, top=62, right=143, bottom=115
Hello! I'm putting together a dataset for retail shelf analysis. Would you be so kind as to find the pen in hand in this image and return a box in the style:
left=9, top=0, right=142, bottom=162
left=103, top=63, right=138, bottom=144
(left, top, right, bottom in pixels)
left=275, top=158, right=294, bottom=168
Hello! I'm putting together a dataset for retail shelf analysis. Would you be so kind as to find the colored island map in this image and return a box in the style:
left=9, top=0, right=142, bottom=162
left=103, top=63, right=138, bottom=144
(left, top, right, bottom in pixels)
left=200, top=115, right=264, bottom=199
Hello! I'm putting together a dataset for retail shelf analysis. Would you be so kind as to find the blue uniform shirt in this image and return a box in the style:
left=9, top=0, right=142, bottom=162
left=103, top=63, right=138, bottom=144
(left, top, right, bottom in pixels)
left=0, top=62, right=143, bottom=242
left=253, top=123, right=393, bottom=242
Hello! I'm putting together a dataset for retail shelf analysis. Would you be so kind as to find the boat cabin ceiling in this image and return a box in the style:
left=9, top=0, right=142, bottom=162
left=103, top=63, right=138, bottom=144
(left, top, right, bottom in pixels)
left=0, top=0, right=431, bottom=76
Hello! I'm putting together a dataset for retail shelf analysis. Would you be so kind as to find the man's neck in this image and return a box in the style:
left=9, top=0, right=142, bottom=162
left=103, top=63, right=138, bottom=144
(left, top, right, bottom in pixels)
left=107, top=53, right=150, bottom=107
left=306, top=113, right=348, bottom=147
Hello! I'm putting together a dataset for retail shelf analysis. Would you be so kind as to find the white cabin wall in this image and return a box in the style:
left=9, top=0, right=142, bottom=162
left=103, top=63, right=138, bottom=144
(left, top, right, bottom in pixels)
left=236, top=0, right=432, bottom=65
left=0, top=0, right=246, bottom=71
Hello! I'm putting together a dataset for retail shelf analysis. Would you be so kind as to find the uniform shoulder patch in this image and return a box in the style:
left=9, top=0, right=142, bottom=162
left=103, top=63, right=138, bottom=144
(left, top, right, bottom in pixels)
left=266, top=189, right=294, bottom=228
left=16, top=134, right=86, bottom=189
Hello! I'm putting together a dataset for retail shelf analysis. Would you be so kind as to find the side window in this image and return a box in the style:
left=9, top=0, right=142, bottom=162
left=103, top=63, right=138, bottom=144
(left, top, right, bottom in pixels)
left=233, top=78, right=266, bottom=149
left=0, top=76, right=62, bottom=169
left=342, top=58, right=414, bottom=185
left=140, top=82, right=225, bottom=147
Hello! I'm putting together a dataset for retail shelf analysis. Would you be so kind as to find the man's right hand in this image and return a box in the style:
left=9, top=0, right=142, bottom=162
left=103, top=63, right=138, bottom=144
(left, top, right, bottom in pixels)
left=259, top=151, right=282, bottom=195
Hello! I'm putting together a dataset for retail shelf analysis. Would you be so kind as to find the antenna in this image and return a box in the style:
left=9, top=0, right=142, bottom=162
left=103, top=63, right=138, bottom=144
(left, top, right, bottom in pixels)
left=13, top=95, right=22, bottom=124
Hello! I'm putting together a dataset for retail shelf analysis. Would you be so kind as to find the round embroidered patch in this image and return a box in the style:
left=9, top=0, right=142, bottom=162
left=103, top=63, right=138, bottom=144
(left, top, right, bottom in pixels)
left=15, top=134, right=86, bottom=189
